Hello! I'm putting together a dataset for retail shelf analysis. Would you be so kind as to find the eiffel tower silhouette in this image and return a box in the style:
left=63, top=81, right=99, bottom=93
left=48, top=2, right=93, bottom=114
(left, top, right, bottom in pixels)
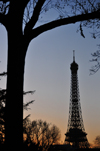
left=65, top=51, right=89, bottom=148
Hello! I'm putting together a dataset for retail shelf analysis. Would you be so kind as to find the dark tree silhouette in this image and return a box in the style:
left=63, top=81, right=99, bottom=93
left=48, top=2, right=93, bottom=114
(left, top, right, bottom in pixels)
left=90, top=45, right=100, bottom=75
left=0, top=87, right=34, bottom=145
left=0, top=89, right=6, bottom=145
left=0, top=72, right=34, bottom=147
left=23, top=119, right=61, bottom=151
left=0, top=0, right=100, bottom=149
left=94, top=135, right=100, bottom=148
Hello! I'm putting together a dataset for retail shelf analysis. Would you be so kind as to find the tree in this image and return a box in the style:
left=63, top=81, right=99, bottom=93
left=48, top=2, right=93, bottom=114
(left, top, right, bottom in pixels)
left=0, top=88, right=34, bottom=145
left=23, top=119, right=61, bottom=151
left=94, top=135, right=100, bottom=148
left=0, top=71, right=35, bottom=146
left=0, top=89, right=6, bottom=145
left=0, top=89, right=34, bottom=136
left=0, top=0, right=100, bottom=149
left=90, top=45, right=100, bottom=75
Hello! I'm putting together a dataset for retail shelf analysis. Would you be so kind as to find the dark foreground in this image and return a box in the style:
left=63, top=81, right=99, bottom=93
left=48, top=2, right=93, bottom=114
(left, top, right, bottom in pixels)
left=76, top=149, right=100, bottom=151
left=0, top=144, right=100, bottom=151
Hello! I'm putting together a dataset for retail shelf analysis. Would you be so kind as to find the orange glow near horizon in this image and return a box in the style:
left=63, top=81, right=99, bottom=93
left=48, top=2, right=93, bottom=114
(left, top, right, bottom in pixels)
left=28, top=113, right=100, bottom=147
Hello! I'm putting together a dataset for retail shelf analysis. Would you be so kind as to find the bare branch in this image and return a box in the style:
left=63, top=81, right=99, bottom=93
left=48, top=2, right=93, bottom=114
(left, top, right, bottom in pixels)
left=0, top=1, right=10, bottom=27
left=26, top=10, right=100, bottom=41
left=0, top=72, right=7, bottom=76
left=23, top=90, right=36, bottom=95
left=90, top=47, right=100, bottom=75
left=23, top=100, right=34, bottom=110
left=23, top=114, right=31, bottom=122
left=80, top=23, right=85, bottom=38
left=24, top=0, right=46, bottom=34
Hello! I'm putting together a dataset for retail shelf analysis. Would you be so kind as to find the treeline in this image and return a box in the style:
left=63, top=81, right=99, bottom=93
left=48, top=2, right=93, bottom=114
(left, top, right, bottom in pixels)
left=23, top=119, right=61, bottom=151
left=0, top=86, right=61, bottom=151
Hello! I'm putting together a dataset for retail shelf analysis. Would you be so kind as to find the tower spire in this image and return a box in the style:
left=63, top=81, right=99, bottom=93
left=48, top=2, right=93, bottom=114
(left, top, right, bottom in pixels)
left=73, top=50, right=75, bottom=62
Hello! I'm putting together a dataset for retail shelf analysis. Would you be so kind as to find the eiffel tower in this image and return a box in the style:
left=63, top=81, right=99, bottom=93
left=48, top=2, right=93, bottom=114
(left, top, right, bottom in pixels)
left=65, top=51, right=89, bottom=148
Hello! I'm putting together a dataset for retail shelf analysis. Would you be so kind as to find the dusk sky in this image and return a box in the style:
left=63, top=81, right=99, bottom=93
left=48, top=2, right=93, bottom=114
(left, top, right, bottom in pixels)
left=0, top=8, right=100, bottom=145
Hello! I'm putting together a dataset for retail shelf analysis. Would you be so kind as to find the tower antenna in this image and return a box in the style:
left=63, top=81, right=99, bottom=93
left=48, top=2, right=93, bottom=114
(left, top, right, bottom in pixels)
left=73, top=50, right=75, bottom=62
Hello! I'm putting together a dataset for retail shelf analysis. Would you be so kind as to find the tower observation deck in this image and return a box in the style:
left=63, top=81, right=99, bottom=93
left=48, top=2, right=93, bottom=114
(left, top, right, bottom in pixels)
left=65, top=51, right=89, bottom=148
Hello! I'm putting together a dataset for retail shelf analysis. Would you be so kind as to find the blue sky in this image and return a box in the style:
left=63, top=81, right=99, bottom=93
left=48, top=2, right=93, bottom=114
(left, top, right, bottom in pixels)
left=0, top=17, right=100, bottom=145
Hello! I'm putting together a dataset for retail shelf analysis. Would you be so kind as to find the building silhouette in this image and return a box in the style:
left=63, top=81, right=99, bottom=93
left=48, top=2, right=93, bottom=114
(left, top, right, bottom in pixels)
left=65, top=51, right=89, bottom=148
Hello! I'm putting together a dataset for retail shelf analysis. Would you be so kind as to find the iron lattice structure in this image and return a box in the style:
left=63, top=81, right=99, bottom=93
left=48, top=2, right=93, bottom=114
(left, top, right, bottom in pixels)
left=65, top=51, right=89, bottom=148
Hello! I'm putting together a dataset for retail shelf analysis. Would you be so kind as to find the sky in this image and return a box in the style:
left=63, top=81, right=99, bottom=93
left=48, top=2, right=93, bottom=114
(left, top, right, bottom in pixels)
left=0, top=10, right=100, bottom=145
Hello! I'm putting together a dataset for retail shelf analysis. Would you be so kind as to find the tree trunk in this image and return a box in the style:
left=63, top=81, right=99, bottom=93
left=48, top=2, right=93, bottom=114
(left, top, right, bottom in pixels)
left=5, top=29, right=28, bottom=150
